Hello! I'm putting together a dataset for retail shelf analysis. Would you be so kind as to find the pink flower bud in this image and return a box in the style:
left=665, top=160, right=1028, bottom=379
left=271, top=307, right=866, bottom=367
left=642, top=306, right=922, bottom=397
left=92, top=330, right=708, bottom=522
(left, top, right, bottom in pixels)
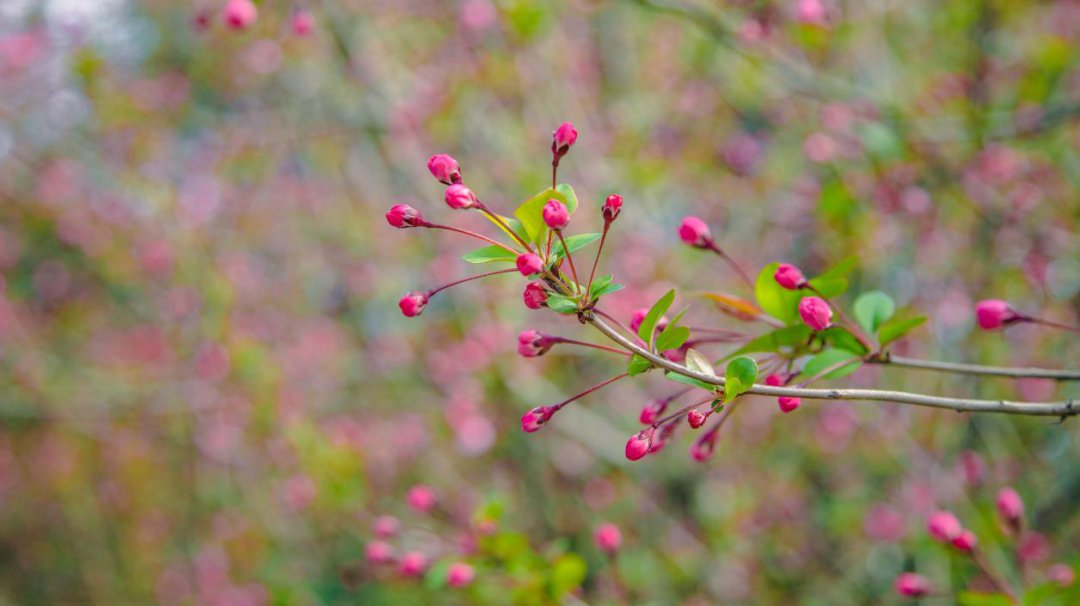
left=975, top=299, right=1017, bottom=330
left=406, top=485, right=436, bottom=513
left=373, top=515, right=400, bottom=539
left=542, top=199, right=570, bottom=230
left=223, top=0, right=257, bottom=30
left=398, top=292, right=428, bottom=318
left=687, top=410, right=707, bottom=428
left=444, top=183, right=477, bottom=210
left=951, top=529, right=977, bottom=553
left=639, top=399, right=668, bottom=425
left=291, top=10, right=314, bottom=36
left=517, top=330, right=552, bottom=358
left=603, top=194, right=623, bottom=222
left=927, top=510, right=962, bottom=543
left=678, top=216, right=712, bottom=248
left=446, top=562, right=475, bottom=588
left=520, top=405, right=554, bottom=432
left=625, top=429, right=653, bottom=461
left=1048, top=564, right=1075, bottom=587
left=996, top=487, right=1024, bottom=524
left=523, top=282, right=548, bottom=310
left=552, top=121, right=578, bottom=155
left=649, top=421, right=677, bottom=454
left=516, top=253, right=544, bottom=276
left=365, top=540, right=393, bottom=565
left=690, top=432, right=717, bottom=462
left=798, top=296, right=833, bottom=331
left=958, top=450, right=985, bottom=486
left=593, top=523, right=622, bottom=554
left=427, top=154, right=462, bottom=185
left=765, top=374, right=784, bottom=387
left=774, top=263, right=808, bottom=290
left=894, top=572, right=930, bottom=597
left=399, top=552, right=427, bottom=577
left=778, top=396, right=801, bottom=413
left=386, top=203, right=424, bottom=228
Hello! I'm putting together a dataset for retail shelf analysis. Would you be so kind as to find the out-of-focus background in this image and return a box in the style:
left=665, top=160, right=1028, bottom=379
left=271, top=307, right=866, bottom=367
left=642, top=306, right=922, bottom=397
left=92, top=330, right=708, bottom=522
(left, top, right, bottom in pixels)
left=0, top=0, right=1078, bottom=604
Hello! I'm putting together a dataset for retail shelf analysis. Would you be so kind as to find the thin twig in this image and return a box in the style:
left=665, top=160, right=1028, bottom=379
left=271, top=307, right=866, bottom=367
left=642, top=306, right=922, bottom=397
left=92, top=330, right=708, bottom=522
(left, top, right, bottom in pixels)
left=871, top=355, right=1080, bottom=381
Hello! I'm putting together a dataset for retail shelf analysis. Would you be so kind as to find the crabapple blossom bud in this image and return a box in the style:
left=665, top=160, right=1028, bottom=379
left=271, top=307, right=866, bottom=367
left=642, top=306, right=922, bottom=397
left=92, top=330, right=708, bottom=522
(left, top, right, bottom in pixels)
left=951, top=529, right=977, bottom=553
left=639, top=399, right=668, bottom=424
left=291, top=11, right=314, bottom=35
left=1048, top=564, right=1075, bottom=587
left=398, top=292, right=428, bottom=317
left=365, top=541, right=392, bottom=565
left=373, top=515, right=400, bottom=539
left=649, top=422, right=677, bottom=453
left=774, top=263, right=808, bottom=290
left=427, top=154, right=462, bottom=185
left=778, top=396, right=801, bottom=413
left=223, top=0, right=257, bottom=30
left=996, top=487, right=1024, bottom=525
left=625, top=429, right=653, bottom=461
left=444, top=184, right=477, bottom=210
left=399, top=552, right=427, bottom=577
left=765, top=374, right=784, bottom=387
left=593, top=523, right=622, bottom=554
left=523, top=282, right=548, bottom=310
left=406, top=485, right=436, bottom=513
left=446, top=562, right=475, bottom=588
left=927, top=511, right=962, bottom=543
left=552, top=122, right=578, bottom=155
left=798, top=296, right=833, bottom=331
left=516, top=253, right=544, bottom=276
left=542, top=199, right=569, bottom=230
left=687, top=410, right=707, bottom=428
left=517, top=330, right=553, bottom=358
left=690, top=432, right=717, bottom=462
left=975, top=299, right=1017, bottom=330
left=894, top=573, right=930, bottom=597
left=520, top=405, right=554, bottom=432
left=678, top=216, right=712, bottom=248
left=386, top=203, right=423, bottom=228
left=603, top=194, right=623, bottom=222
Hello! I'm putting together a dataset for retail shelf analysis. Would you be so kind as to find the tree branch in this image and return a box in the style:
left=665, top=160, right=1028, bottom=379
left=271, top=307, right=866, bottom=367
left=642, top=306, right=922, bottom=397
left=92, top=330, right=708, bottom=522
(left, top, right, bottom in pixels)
left=870, top=355, right=1080, bottom=381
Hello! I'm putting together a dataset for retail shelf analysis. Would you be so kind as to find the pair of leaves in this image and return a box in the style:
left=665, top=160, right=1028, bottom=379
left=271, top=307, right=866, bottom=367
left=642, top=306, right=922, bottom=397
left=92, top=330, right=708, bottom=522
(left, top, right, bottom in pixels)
left=515, top=183, right=579, bottom=244
left=588, top=274, right=624, bottom=300
left=796, top=348, right=862, bottom=382
left=851, top=290, right=927, bottom=347
left=683, top=350, right=756, bottom=403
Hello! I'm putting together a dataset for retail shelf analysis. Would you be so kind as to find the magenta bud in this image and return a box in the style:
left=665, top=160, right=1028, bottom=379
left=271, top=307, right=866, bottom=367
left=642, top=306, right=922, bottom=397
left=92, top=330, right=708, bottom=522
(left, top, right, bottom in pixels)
left=517, top=329, right=553, bottom=358
left=602, top=194, right=623, bottom=222
left=1048, top=564, right=1075, bottom=587
left=398, top=291, right=428, bottom=317
left=399, top=552, right=427, bottom=577
left=798, top=296, right=833, bottom=331
left=446, top=562, right=475, bottom=588
left=593, top=523, right=622, bottom=554
left=515, top=253, right=544, bottom=276
left=427, top=154, right=462, bottom=185
left=678, top=216, right=712, bottom=248
left=523, top=282, right=548, bottom=310
left=765, top=374, right=784, bottom=387
left=689, top=432, right=717, bottom=462
left=520, top=405, right=555, bottom=432
left=406, top=485, right=436, bottom=513
left=223, top=0, right=257, bottom=30
left=552, top=121, right=578, bottom=155
left=639, top=399, right=668, bottom=425
left=444, top=183, right=477, bottom=210
left=373, top=515, right=400, bottom=539
left=951, top=529, right=977, bottom=553
left=365, top=540, right=393, bottom=565
left=291, top=10, right=314, bottom=36
left=774, top=263, right=808, bottom=290
left=778, top=396, right=801, bottom=413
left=687, top=410, right=707, bottom=428
left=542, top=199, right=570, bottom=230
left=927, top=510, right=962, bottom=543
left=625, top=429, right=653, bottom=461
left=894, top=572, right=930, bottom=597
left=975, top=299, right=1018, bottom=330
left=996, top=487, right=1024, bottom=525
left=386, top=203, right=424, bottom=228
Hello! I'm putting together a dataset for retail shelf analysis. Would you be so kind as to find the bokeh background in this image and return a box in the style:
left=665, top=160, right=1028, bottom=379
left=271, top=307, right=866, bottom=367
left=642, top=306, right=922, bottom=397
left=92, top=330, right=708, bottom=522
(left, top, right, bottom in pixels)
left=1, top=0, right=1079, bottom=604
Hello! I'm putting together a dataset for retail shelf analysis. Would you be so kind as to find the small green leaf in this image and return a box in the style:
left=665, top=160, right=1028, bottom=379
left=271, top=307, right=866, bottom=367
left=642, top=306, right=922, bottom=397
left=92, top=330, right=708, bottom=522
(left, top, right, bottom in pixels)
left=591, top=282, right=624, bottom=298
left=638, top=289, right=676, bottom=348
left=722, top=325, right=812, bottom=360
left=555, top=183, right=579, bottom=214
left=550, top=553, right=587, bottom=598
left=878, top=315, right=926, bottom=346
left=664, top=371, right=716, bottom=392
left=956, top=591, right=1015, bottom=606
left=820, top=326, right=869, bottom=355
left=853, top=291, right=896, bottom=334
left=816, top=256, right=858, bottom=281
left=655, top=306, right=690, bottom=351
left=797, top=349, right=862, bottom=382
left=512, top=184, right=579, bottom=245
left=550, top=233, right=601, bottom=261
left=685, top=348, right=717, bottom=378
left=723, top=356, right=758, bottom=403
left=807, top=277, right=848, bottom=298
left=627, top=354, right=652, bottom=376
left=755, top=263, right=804, bottom=325
left=462, top=245, right=518, bottom=264
left=545, top=294, right=579, bottom=314
left=424, top=559, right=452, bottom=590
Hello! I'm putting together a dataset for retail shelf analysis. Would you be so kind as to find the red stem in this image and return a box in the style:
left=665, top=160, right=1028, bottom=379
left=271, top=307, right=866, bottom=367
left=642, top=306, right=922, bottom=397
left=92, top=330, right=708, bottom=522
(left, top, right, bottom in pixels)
left=552, top=337, right=630, bottom=357
left=706, top=242, right=755, bottom=290
left=556, top=230, right=581, bottom=294
left=552, top=373, right=630, bottom=412
left=474, top=202, right=533, bottom=252
left=428, top=268, right=517, bottom=297
left=585, top=223, right=610, bottom=299
left=1028, top=317, right=1080, bottom=334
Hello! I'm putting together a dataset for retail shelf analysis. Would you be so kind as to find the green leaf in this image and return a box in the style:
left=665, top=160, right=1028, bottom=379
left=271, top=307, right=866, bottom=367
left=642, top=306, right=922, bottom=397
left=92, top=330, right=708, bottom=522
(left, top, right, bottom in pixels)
left=555, top=183, right=579, bottom=214
left=957, top=591, right=1015, bottom=606
left=663, top=371, right=716, bottom=392
left=807, top=277, right=848, bottom=298
left=512, top=183, right=579, bottom=245
left=816, top=256, right=858, bottom=281
left=550, top=233, right=601, bottom=261
left=462, top=244, right=518, bottom=264
left=685, top=349, right=717, bottom=378
left=723, top=357, right=758, bottom=403
left=591, top=282, right=624, bottom=298
left=878, top=316, right=926, bottom=346
left=550, top=553, right=587, bottom=598
left=722, top=325, right=812, bottom=360
left=754, top=263, right=804, bottom=325
left=545, top=294, right=579, bottom=314
left=797, top=349, right=862, bottom=382
left=424, top=559, right=452, bottom=590
left=627, top=354, right=652, bottom=376
left=655, top=306, right=690, bottom=351
left=853, top=291, right=895, bottom=334
left=821, top=326, right=869, bottom=355
left=638, top=289, right=675, bottom=348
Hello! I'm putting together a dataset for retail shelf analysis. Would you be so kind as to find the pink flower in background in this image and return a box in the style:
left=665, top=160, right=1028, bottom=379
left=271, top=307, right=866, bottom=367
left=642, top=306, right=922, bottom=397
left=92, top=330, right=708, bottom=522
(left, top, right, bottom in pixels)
left=593, top=523, right=622, bottom=554
left=863, top=504, right=905, bottom=542
left=996, top=487, right=1024, bottom=525
left=894, top=573, right=930, bottom=597
left=406, top=485, right=437, bottom=513
left=1048, top=564, right=1075, bottom=587
left=280, top=475, right=316, bottom=512
left=373, top=516, right=400, bottom=539
left=446, top=562, right=475, bottom=587
left=399, top=552, right=427, bottom=577
left=291, top=11, right=314, bottom=36
left=223, top=0, right=257, bottom=30
left=927, top=511, right=962, bottom=543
